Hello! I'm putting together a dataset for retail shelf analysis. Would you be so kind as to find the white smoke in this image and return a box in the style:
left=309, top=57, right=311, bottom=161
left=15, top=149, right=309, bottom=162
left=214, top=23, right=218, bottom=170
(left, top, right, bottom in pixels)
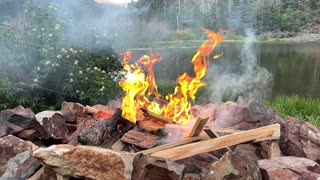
left=208, top=28, right=273, bottom=103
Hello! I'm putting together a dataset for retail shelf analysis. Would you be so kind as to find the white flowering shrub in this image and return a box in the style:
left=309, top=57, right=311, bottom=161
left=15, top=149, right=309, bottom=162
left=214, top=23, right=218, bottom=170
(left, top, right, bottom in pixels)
left=0, top=1, right=123, bottom=110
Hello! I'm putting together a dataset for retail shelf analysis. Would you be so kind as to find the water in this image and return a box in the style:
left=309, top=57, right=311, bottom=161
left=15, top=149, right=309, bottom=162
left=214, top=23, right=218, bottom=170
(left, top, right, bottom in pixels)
left=130, top=42, right=320, bottom=99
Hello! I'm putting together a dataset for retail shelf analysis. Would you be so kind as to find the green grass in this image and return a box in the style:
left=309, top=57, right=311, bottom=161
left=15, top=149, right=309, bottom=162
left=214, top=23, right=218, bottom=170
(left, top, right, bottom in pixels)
left=264, top=95, right=320, bottom=128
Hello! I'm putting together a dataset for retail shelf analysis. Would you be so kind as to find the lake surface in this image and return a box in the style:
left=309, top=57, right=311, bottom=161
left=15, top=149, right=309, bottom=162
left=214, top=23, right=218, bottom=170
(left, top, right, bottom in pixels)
left=130, top=42, right=320, bottom=99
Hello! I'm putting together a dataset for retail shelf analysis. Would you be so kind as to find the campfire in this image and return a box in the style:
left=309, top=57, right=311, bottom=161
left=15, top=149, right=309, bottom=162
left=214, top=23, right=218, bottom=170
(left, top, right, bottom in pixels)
left=1, top=28, right=320, bottom=180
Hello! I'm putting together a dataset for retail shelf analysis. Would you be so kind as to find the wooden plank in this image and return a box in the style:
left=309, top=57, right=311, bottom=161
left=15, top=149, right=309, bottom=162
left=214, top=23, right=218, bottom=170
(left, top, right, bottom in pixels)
left=111, top=139, right=127, bottom=151
left=188, top=116, right=210, bottom=137
left=141, top=135, right=209, bottom=155
left=203, top=125, right=233, bottom=152
left=141, top=108, right=175, bottom=124
left=150, top=123, right=280, bottom=161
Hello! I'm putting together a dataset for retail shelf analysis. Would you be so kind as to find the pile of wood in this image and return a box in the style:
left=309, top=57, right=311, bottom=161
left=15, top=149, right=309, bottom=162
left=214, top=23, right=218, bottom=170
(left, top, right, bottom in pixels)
left=1, top=100, right=320, bottom=180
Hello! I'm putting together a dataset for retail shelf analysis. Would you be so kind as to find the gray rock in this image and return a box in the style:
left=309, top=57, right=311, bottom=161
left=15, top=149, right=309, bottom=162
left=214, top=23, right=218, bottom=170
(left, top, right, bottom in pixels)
left=35, top=111, right=68, bottom=139
left=0, top=150, right=40, bottom=180
left=78, top=120, right=110, bottom=146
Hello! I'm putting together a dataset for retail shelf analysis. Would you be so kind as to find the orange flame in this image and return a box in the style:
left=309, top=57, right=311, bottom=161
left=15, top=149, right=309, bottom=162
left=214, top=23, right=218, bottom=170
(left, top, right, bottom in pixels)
left=119, top=28, right=224, bottom=124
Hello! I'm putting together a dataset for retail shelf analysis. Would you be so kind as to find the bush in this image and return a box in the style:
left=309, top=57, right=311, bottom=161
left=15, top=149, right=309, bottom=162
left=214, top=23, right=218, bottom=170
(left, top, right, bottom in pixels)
left=0, top=1, right=123, bottom=112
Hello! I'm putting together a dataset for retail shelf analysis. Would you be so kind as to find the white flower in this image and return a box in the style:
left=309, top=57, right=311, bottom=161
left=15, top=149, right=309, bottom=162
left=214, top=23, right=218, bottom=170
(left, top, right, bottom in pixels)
left=69, top=48, right=74, bottom=52
left=48, top=5, right=53, bottom=9
left=49, top=47, right=54, bottom=50
left=34, top=79, right=38, bottom=83
left=96, top=41, right=100, bottom=44
left=42, top=48, right=47, bottom=52
left=41, top=28, right=45, bottom=31
left=115, top=33, right=118, bottom=37
left=57, top=54, right=62, bottom=59
left=100, top=88, right=103, bottom=92
left=45, top=61, right=50, bottom=65
left=55, top=63, right=60, bottom=67
left=73, top=51, right=77, bottom=54
left=51, top=64, right=55, bottom=67
left=102, top=70, right=105, bottom=73
left=81, top=91, right=84, bottom=95
left=107, top=57, right=109, bottom=60
left=66, top=55, right=70, bottom=59
left=102, top=86, right=105, bottom=89
left=54, top=24, right=60, bottom=30
left=32, top=28, right=37, bottom=31
left=37, top=67, right=40, bottom=71
left=93, top=67, right=98, bottom=70
left=69, top=73, right=73, bottom=76
left=76, top=90, right=80, bottom=93
left=85, top=77, right=88, bottom=80
left=86, top=68, right=90, bottom=71
left=74, top=60, right=78, bottom=65
left=60, top=48, right=66, bottom=53
left=38, top=35, right=41, bottom=38
left=79, top=71, right=83, bottom=74
left=79, top=50, right=83, bottom=53
left=24, top=9, right=28, bottom=13
left=69, top=78, right=73, bottom=83
left=48, top=34, right=52, bottom=37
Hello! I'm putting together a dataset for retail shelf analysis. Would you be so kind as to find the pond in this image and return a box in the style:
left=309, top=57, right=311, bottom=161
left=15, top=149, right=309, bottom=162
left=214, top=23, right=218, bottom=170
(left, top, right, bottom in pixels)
left=130, top=42, right=320, bottom=100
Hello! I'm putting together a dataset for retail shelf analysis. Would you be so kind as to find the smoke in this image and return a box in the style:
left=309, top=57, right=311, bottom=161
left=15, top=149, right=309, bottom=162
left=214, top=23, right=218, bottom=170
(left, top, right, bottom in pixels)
left=208, top=28, right=273, bottom=103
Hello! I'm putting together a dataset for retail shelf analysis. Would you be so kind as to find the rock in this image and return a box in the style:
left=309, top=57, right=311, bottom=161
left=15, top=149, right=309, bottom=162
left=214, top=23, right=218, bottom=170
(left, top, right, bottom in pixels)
left=0, top=150, right=41, bottom=180
left=78, top=120, right=111, bottom=146
left=16, top=129, right=37, bottom=141
left=246, top=100, right=283, bottom=125
left=176, top=153, right=218, bottom=175
left=33, top=144, right=137, bottom=180
left=27, top=167, right=58, bottom=180
left=203, top=151, right=261, bottom=180
left=211, top=102, right=252, bottom=128
left=234, top=144, right=263, bottom=161
left=258, top=156, right=320, bottom=179
left=67, top=117, right=95, bottom=145
left=0, top=122, right=23, bottom=138
left=0, top=106, right=37, bottom=130
left=279, top=117, right=320, bottom=161
left=35, top=111, right=68, bottom=139
left=61, top=101, right=86, bottom=123
left=121, top=130, right=160, bottom=149
left=132, top=155, right=185, bottom=180
left=259, top=140, right=282, bottom=159
left=0, top=135, right=32, bottom=176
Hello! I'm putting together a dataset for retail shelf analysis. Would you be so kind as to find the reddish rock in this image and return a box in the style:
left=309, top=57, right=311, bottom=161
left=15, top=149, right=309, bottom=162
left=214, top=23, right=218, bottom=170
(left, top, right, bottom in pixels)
left=0, top=135, right=32, bottom=176
left=176, top=153, right=218, bottom=175
left=16, top=129, right=38, bottom=141
left=35, top=111, right=68, bottom=139
left=0, top=150, right=40, bottom=179
left=78, top=120, right=111, bottom=146
left=121, top=130, right=160, bottom=149
left=279, top=117, right=320, bottom=161
left=246, top=100, right=283, bottom=125
left=258, top=156, right=320, bottom=179
left=33, top=144, right=137, bottom=180
left=203, top=151, right=261, bottom=180
left=0, top=106, right=39, bottom=130
left=0, top=121, right=23, bottom=138
left=132, top=155, right=185, bottom=180
left=211, top=101, right=252, bottom=128
left=234, top=143, right=263, bottom=161
left=183, top=173, right=201, bottom=180
left=61, top=101, right=86, bottom=123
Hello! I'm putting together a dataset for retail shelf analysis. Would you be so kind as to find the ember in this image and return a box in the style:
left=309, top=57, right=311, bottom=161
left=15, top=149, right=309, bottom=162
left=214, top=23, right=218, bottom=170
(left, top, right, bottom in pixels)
left=119, top=28, right=224, bottom=124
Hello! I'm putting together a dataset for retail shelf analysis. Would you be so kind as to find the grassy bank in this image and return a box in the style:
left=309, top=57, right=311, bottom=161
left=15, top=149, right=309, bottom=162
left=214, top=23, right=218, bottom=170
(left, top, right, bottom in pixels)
left=264, top=96, right=320, bottom=128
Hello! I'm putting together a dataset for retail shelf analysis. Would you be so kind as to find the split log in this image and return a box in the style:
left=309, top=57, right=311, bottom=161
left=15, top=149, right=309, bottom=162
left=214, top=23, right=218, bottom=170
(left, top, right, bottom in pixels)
left=140, top=108, right=175, bottom=124
left=188, top=116, right=209, bottom=137
left=150, top=123, right=280, bottom=161
left=142, top=135, right=209, bottom=155
left=85, top=105, right=114, bottom=119
left=137, top=119, right=164, bottom=132
left=121, top=130, right=160, bottom=149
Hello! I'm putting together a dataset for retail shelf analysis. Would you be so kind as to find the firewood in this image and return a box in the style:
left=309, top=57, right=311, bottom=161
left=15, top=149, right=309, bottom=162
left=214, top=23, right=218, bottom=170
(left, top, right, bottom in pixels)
left=85, top=105, right=114, bottom=119
left=141, top=135, right=209, bottom=155
left=150, top=123, right=281, bottom=161
left=203, top=125, right=233, bottom=152
left=121, top=130, right=160, bottom=149
left=188, top=116, right=210, bottom=137
left=140, top=108, right=175, bottom=124
left=111, top=139, right=127, bottom=151
left=137, top=119, right=164, bottom=132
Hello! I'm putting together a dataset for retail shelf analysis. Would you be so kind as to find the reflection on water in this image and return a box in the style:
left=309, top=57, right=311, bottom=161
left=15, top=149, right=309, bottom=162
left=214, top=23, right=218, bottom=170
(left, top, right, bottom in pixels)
left=131, top=42, right=320, bottom=99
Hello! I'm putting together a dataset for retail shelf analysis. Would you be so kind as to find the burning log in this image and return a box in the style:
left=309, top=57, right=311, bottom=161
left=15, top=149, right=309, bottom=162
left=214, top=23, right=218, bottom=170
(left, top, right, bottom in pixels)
left=121, top=130, right=160, bottom=149
left=137, top=119, right=164, bottom=132
left=85, top=105, right=114, bottom=119
left=140, top=108, right=175, bottom=124
left=149, top=124, right=280, bottom=161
